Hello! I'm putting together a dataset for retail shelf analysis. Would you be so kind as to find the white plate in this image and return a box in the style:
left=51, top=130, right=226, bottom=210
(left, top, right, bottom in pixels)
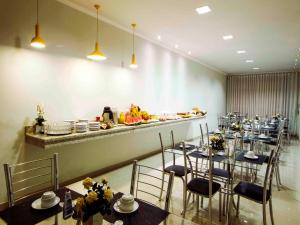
left=31, top=196, right=60, bottom=210
left=179, top=144, right=192, bottom=149
left=201, top=152, right=214, bottom=157
left=113, top=200, right=139, bottom=214
left=258, top=135, right=269, bottom=139
left=244, top=154, right=259, bottom=160
left=217, top=152, right=225, bottom=156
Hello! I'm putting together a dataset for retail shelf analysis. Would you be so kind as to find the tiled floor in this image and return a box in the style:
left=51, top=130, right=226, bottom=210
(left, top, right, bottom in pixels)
left=68, top=139, right=300, bottom=225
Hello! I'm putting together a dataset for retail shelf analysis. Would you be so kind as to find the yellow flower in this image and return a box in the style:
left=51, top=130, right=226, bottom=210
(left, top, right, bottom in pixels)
left=101, top=177, right=108, bottom=185
left=86, top=191, right=98, bottom=204
left=82, top=177, right=93, bottom=189
left=75, top=197, right=85, bottom=211
left=104, top=188, right=113, bottom=201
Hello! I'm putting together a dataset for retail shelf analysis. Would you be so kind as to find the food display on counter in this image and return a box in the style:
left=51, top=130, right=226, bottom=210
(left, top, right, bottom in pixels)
left=191, top=107, right=207, bottom=116
left=29, top=104, right=207, bottom=136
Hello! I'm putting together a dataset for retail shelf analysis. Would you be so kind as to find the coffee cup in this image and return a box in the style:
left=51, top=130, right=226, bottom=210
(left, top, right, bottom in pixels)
left=41, top=191, right=56, bottom=208
left=246, top=151, right=255, bottom=158
left=118, top=194, right=134, bottom=212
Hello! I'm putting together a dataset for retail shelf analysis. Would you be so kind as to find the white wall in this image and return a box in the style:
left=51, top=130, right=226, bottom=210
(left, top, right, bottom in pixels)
left=0, top=0, right=226, bottom=203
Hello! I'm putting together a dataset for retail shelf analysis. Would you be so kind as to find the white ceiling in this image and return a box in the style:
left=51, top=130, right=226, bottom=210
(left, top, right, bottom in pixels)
left=59, top=0, right=300, bottom=74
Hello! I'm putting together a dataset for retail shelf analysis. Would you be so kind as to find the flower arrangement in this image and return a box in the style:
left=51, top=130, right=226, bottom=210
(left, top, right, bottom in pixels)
left=230, top=122, right=241, bottom=131
left=35, top=104, right=45, bottom=126
left=209, top=134, right=225, bottom=150
left=254, top=115, right=260, bottom=121
left=75, top=177, right=113, bottom=223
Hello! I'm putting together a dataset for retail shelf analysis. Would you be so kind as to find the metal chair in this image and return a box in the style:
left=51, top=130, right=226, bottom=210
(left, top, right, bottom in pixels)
left=234, top=145, right=280, bottom=225
left=159, top=131, right=190, bottom=209
left=4, top=153, right=59, bottom=207
left=182, top=142, right=222, bottom=223
left=130, top=160, right=175, bottom=212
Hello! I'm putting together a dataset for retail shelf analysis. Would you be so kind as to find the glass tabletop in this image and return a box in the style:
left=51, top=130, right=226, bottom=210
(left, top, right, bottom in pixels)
left=24, top=211, right=206, bottom=225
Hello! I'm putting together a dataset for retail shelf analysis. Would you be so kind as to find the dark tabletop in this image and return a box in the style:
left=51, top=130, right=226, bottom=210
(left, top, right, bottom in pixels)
left=236, top=151, right=267, bottom=165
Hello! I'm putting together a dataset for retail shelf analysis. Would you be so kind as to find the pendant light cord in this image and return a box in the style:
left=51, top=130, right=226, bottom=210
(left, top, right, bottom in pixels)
left=96, top=6, right=99, bottom=43
left=36, top=0, right=39, bottom=24
left=132, top=25, right=135, bottom=54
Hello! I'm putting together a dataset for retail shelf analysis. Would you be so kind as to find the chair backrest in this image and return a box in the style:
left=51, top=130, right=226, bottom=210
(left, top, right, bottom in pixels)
left=4, top=153, right=59, bottom=207
left=205, top=123, right=210, bottom=145
left=159, top=132, right=176, bottom=169
left=130, top=160, right=175, bottom=211
left=199, top=124, right=204, bottom=148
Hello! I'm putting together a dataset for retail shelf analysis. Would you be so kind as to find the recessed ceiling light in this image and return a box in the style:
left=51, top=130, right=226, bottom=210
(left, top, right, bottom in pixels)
left=157, top=35, right=161, bottom=40
left=246, top=60, right=254, bottom=63
left=196, top=6, right=211, bottom=15
left=253, top=67, right=260, bottom=70
left=296, top=58, right=298, bottom=62
left=175, top=44, right=179, bottom=49
left=223, top=35, right=233, bottom=40
left=237, top=50, right=246, bottom=54
left=188, top=51, right=192, bottom=55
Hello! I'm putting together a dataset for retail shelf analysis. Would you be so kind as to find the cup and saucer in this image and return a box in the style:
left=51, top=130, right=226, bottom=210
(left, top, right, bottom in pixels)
left=244, top=151, right=258, bottom=160
left=201, top=150, right=214, bottom=157
left=113, top=194, right=139, bottom=214
left=179, top=143, right=192, bottom=149
left=31, top=191, right=60, bottom=210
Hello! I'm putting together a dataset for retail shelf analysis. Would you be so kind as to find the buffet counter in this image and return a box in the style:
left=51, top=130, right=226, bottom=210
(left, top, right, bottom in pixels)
left=25, top=116, right=206, bottom=149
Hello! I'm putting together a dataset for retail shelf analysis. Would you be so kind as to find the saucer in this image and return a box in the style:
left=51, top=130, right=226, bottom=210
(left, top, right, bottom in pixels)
left=217, top=152, right=225, bottom=156
left=201, top=152, right=214, bottom=157
left=113, top=200, right=139, bottom=214
left=179, top=144, right=192, bottom=149
left=32, top=196, right=60, bottom=210
left=244, top=154, right=258, bottom=160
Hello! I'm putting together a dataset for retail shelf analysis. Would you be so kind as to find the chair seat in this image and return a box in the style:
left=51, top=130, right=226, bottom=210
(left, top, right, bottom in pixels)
left=211, top=168, right=230, bottom=178
left=187, top=178, right=221, bottom=197
left=164, top=165, right=190, bottom=177
left=234, top=181, right=271, bottom=203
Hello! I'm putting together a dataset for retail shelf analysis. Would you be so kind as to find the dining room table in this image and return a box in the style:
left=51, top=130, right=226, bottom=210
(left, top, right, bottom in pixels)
left=0, top=188, right=207, bottom=225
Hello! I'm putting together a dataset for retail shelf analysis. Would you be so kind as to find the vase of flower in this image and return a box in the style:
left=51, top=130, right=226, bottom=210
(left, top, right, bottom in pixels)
left=83, top=213, right=103, bottom=225
left=75, top=177, right=113, bottom=225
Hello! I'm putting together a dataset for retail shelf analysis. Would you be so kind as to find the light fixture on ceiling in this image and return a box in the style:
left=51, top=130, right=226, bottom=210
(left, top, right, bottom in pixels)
left=175, top=44, right=179, bottom=49
left=223, top=35, right=233, bottom=40
left=253, top=67, right=260, bottom=70
left=196, top=6, right=211, bottom=15
left=30, top=0, right=46, bottom=48
left=246, top=60, right=254, bottom=63
left=237, top=50, right=246, bottom=54
left=188, top=51, right=192, bottom=55
left=87, top=4, right=106, bottom=61
left=157, top=35, right=161, bottom=40
left=129, top=23, right=138, bottom=69
left=296, top=58, right=298, bottom=62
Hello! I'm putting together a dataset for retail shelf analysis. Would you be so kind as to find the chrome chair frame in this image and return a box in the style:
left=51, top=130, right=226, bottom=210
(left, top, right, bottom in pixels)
left=4, top=153, right=59, bottom=207
left=182, top=142, right=222, bottom=223
left=130, top=160, right=175, bottom=212
left=235, top=145, right=280, bottom=225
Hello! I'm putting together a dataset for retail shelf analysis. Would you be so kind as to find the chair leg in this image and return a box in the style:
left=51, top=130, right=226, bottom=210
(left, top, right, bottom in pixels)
left=182, top=189, right=187, bottom=217
left=275, top=167, right=281, bottom=191
left=159, top=172, right=165, bottom=200
left=277, top=164, right=282, bottom=185
left=219, top=191, right=222, bottom=221
left=201, top=196, right=204, bottom=208
left=236, top=195, right=240, bottom=217
left=269, top=199, right=275, bottom=225
left=263, top=202, right=267, bottom=225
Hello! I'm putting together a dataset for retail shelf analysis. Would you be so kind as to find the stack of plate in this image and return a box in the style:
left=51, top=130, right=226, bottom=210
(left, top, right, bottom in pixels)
left=89, top=122, right=100, bottom=131
left=47, top=122, right=72, bottom=135
left=78, top=119, right=89, bottom=123
left=64, top=120, right=76, bottom=131
left=75, top=122, right=88, bottom=133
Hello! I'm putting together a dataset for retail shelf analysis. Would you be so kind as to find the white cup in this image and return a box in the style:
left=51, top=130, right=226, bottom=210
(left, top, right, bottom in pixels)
left=118, top=194, right=134, bottom=212
left=41, top=191, right=56, bottom=208
left=246, top=151, right=255, bottom=158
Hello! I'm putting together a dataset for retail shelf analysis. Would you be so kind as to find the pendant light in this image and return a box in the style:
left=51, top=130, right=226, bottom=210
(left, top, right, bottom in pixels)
left=87, top=5, right=106, bottom=61
left=30, top=0, right=46, bottom=48
left=129, top=23, right=138, bottom=68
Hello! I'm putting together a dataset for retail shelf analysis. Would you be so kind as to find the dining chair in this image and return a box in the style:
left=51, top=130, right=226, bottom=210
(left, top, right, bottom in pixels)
left=182, top=142, right=222, bottom=223
left=3, top=153, right=59, bottom=207
left=159, top=132, right=190, bottom=208
left=130, top=160, right=175, bottom=212
left=233, top=145, right=280, bottom=225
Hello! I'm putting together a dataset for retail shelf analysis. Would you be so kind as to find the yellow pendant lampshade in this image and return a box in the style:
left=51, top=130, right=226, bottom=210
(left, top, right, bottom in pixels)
left=30, top=0, right=46, bottom=49
left=87, top=5, right=106, bottom=61
left=129, top=23, right=138, bottom=68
